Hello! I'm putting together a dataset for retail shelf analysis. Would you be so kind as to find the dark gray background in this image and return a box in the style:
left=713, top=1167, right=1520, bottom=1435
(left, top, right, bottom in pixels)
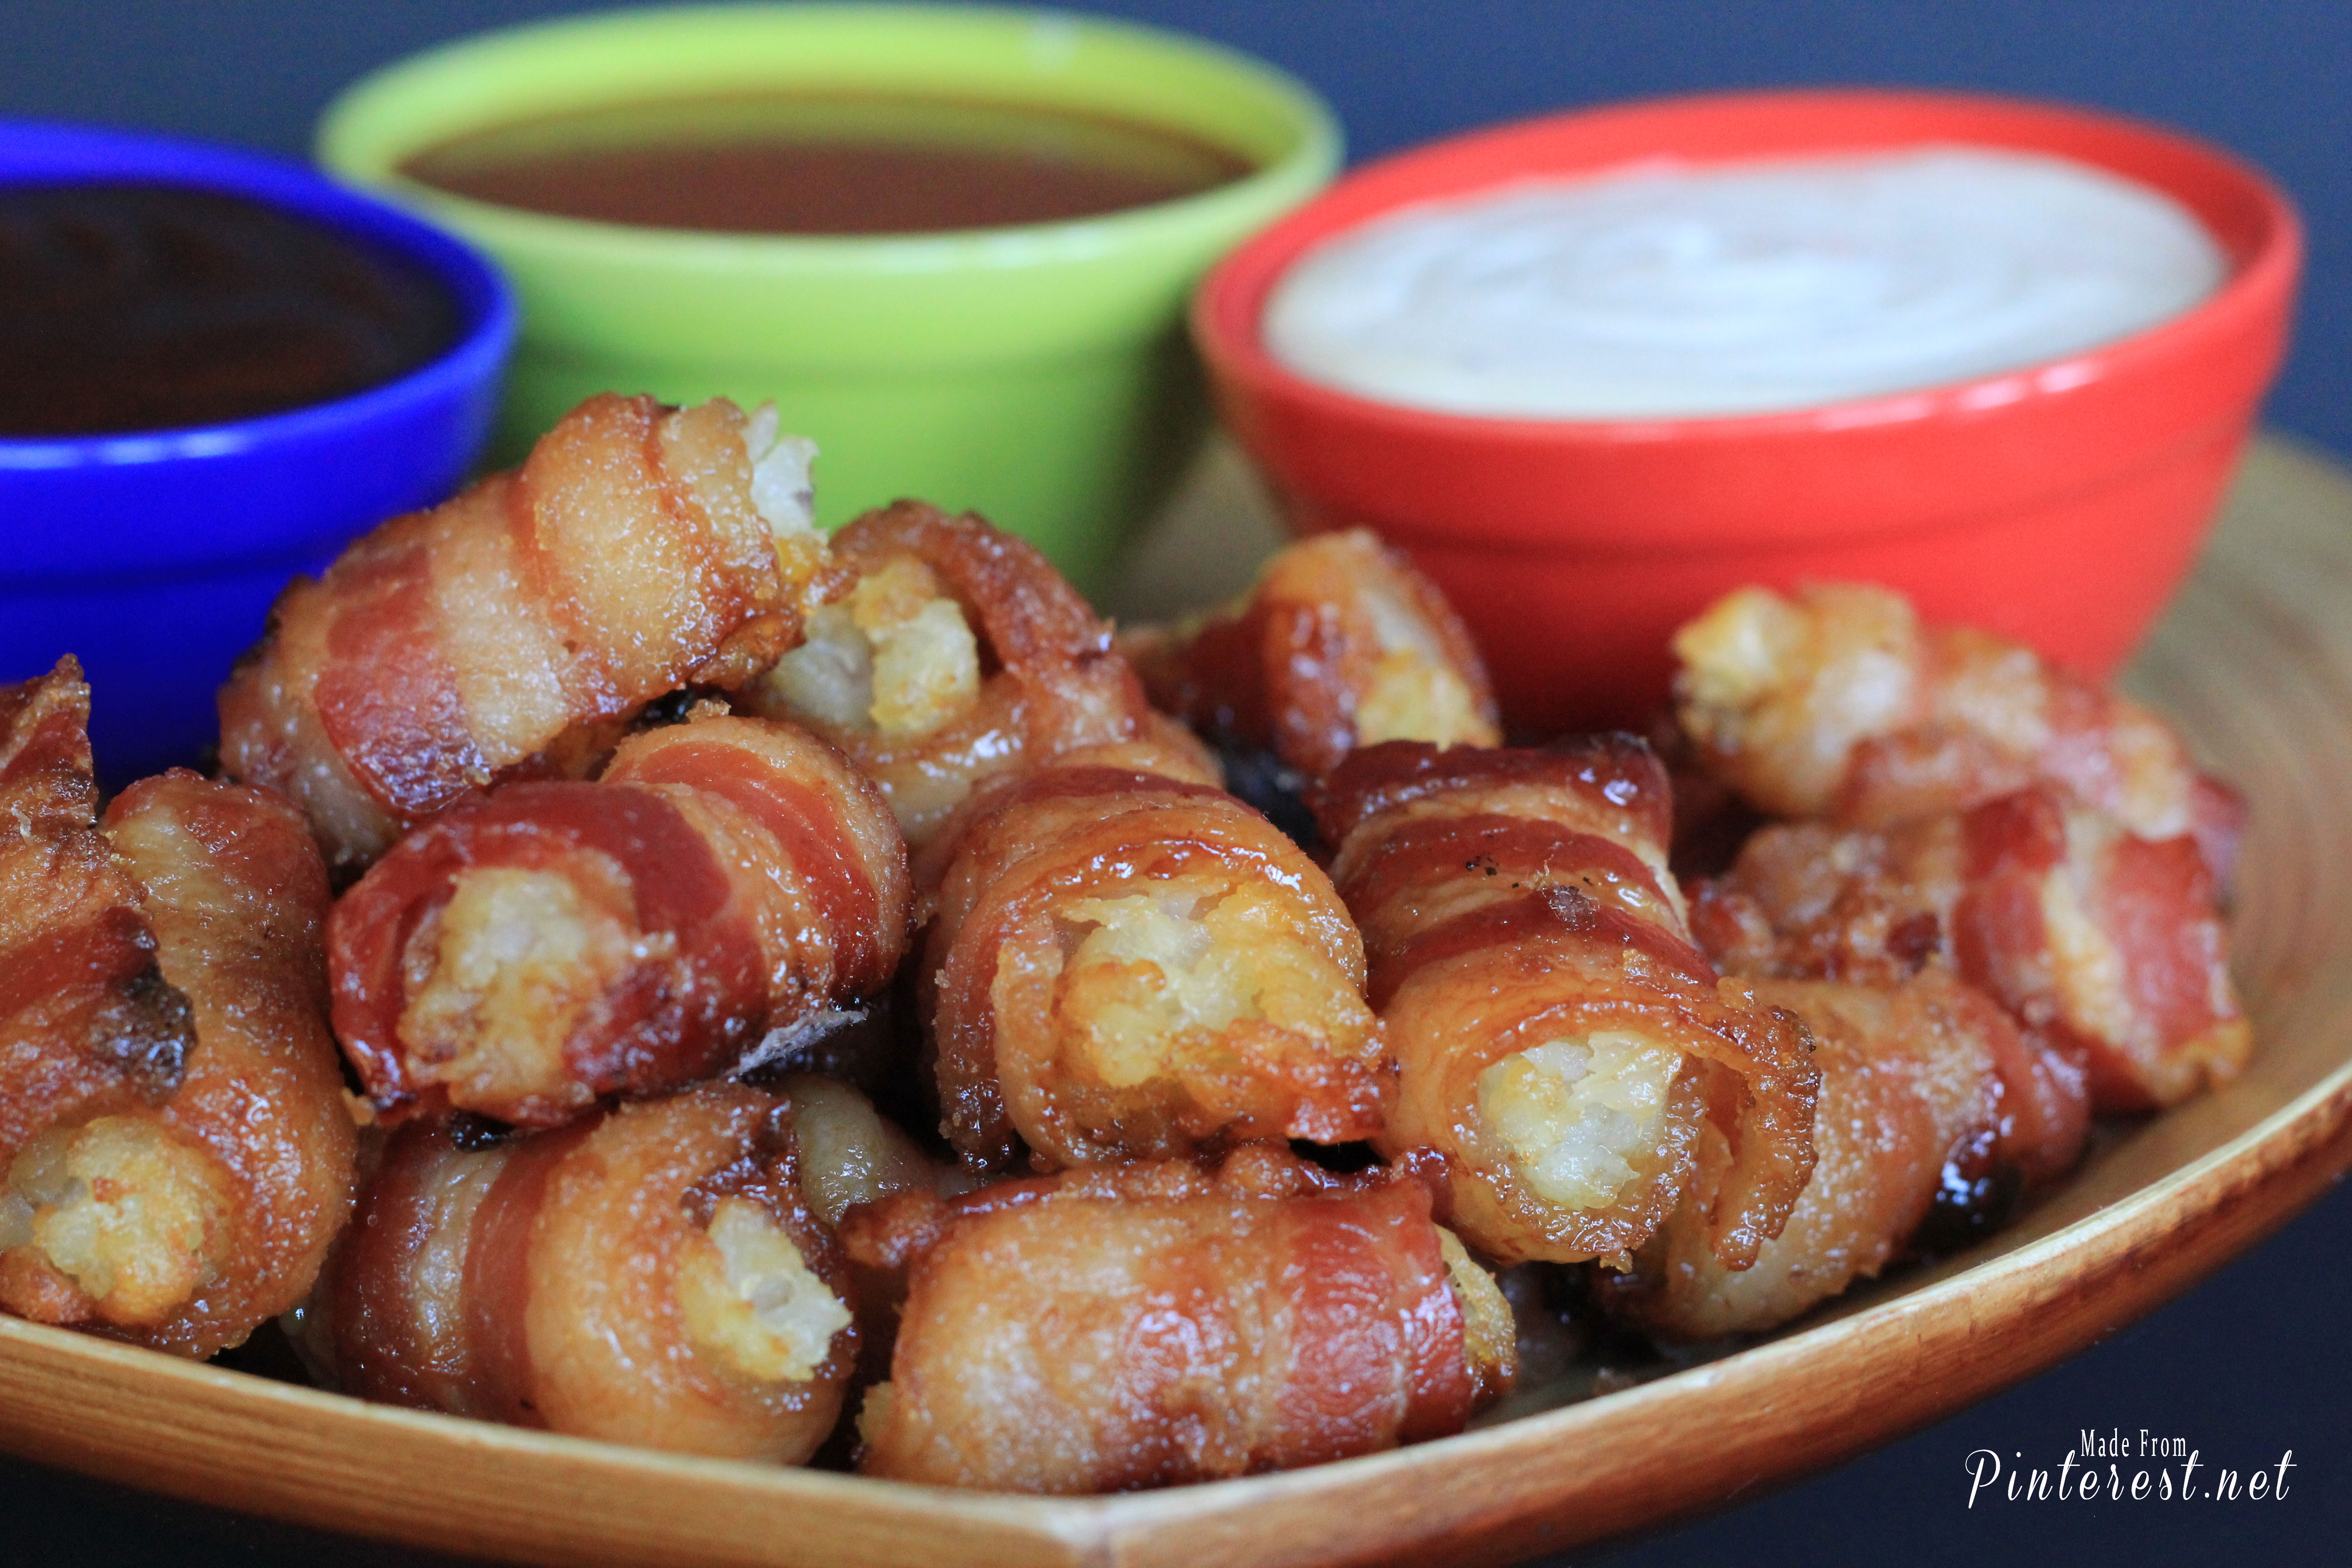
left=5, top=4, right=2347, bottom=1565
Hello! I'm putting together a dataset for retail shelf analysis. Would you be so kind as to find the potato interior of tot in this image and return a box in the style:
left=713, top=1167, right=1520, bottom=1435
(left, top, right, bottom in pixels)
left=1050, top=874, right=1368, bottom=1088
left=1671, top=583, right=1920, bottom=812
left=397, top=858, right=658, bottom=1116
left=1353, top=579, right=1489, bottom=750
left=673, top=1196, right=851, bottom=1385
left=763, top=556, right=981, bottom=742
left=4, top=1115, right=234, bottom=1325
left=740, top=402, right=819, bottom=542
left=1475, top=1031, right=1683, bottom=1212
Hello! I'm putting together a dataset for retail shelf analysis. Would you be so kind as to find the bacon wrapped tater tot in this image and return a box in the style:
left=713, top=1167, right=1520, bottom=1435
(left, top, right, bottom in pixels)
left=220, top=394, right=828, bottom=872
left=1671, top=582, right=2245, bottom=882
left=1602, top=975, right=2078, bottom=1340
left=924, top=765, right=1387, bottom=1171
left=1118, top=529, right=1500, bottom=783
left=1, top=662, right=356, bottom=1356
left=315, top=1082, right=856, bottom=1461
left=1, top=659, right=196, bottom=1178
left=747, top=501, right=1209, bottom=856
left=329, top=712, right=911, bottom=1129
left=1692, top=785, right=2246, bottom=1112
left=840, top=1147, right=1514, bottom=1492
left=1312, top=740, right=1819, bottom=1269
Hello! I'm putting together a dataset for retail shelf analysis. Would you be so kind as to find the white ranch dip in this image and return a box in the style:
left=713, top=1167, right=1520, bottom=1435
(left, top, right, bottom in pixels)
left=1262, top=147, right=2227, bottom=419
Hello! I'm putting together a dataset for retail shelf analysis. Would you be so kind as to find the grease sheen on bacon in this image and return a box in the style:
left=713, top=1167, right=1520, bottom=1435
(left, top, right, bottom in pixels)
left=747, top=501, right=1211, bottom=859
left=924, top=765, right=1387, bottom=1171
left=1691, top=784, right=2246, bottom=1112
left=1603, top=975, right=2083, bottom=1340
left=329, top=713, right=911, bottom=1128
left=840, top=1148, right=1511, bottom=1492
left=1119, top=529, right=1500, bottom=780
left=0, top=659, right=195, bottom=1175
left=316, top=1083, right=856, bottom=1461
left=1671, top=582, right=2245, bottom=883
left=1312, top=740, right=1819, bottom=1269
left=1, top=662, right=355, bottom=1356
left=220, top=394, right=827, bottom=871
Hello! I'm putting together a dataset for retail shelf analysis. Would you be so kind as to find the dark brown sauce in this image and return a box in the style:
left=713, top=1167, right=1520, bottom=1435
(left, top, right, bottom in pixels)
left=400, top=92, right=1254, bottom=235
left=0, top=183, right=463, bottom=439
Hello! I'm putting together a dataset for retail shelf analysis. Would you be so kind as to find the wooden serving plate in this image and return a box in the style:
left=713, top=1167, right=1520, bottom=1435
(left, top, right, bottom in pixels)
left=6, top=436, right=2352, bottom=1568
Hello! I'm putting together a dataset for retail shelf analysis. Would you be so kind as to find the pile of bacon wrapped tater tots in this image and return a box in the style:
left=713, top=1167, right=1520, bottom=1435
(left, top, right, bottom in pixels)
left=0, top=394, right=2249, bottom=1492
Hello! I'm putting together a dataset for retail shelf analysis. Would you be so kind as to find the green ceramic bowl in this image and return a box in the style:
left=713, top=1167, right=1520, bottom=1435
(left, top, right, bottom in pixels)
left=316, top=3, right=1339, bottom=589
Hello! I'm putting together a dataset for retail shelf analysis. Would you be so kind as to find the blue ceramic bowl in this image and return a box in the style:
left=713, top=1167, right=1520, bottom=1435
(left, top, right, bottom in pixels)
left=0, top=120, right=515, bottom=785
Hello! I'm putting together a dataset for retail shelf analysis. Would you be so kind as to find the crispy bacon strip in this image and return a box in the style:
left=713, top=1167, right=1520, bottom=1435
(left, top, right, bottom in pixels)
left=925, top=765, right=1386, bottom=1171
left=1311, top=740, right=1819, bottom=1269
left=747, top=501, right=1210, bottom=857
left=0, top=659, right=195, bottom=1170
left=220, top=394, right=828, bottom=871
left=840, top=1148, right=1512, bottom=1492
left=329, top=714, right=911, bottom=1128
left=1692, top=785, right=2247, bottom=1112
left=316, top=1083, right=856, bottom=1461
left=2, top=669, right=355, bottom=1356
left=1604, top=975, right=2079, bottom=1340
left=1671, top=583, right=2244, bottom=882
left=1119, top=529, right=1499, bottom=780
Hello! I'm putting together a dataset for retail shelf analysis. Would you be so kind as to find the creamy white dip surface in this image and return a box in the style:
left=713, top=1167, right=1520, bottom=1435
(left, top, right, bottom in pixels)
left=1262, top=146, right=2228, bottom=420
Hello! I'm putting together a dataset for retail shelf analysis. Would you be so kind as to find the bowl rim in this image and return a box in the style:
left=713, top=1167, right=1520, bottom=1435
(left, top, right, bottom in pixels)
left=314, top=1, right=1344, bottom=274
left=0, top=118, right=517, bottom=471
left=1192, top=86, right=2304, bottom=449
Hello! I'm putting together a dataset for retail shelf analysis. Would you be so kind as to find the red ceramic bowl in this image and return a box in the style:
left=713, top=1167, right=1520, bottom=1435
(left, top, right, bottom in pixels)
left=1194, top=89, right=2302, bottom=732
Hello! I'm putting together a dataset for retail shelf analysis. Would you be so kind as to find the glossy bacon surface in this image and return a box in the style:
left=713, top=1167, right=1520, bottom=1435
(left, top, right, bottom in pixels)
left=1604, top=975, right=2057, bottom=1340
left=0, top=659, right=195, bottom=1172
left=925, top=765, right=1385, bottom=1171
left=1671, top=583, right=2244, bottom=881
left=2, top=681, right=354, bottom=1357
left=748, top=501, right=1195, bottom=856
left=1693, top=785, right=2247, bottom=1111
left=318, top=1083, right=855, bottom=1461
left=220, top=394, right=827, bottom=871
left=83, top=774, right=358, bottom=1355
left=329, top=714, right=911, bottom=1128
left=1312, top=740, right=1819, bottom=1269
left=1119, top=529, right=1500, bottom=780
left=840, top=1149, right=1509, bottom=1493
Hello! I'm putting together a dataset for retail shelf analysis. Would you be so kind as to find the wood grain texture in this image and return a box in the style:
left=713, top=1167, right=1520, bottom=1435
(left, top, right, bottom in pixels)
left=7, top=435, right=2352, bottom=1568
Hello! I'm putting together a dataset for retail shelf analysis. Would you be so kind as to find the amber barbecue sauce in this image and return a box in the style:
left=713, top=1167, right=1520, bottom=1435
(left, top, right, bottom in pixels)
left=0, top=183, right=462, bottom=439
left=398, top=91, right=1254, bottom=235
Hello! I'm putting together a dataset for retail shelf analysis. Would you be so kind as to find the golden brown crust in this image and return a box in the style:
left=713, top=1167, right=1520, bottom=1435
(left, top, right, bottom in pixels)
left=329, top=714, right=912, bottom=1129
left=1, top=692, right=354, bottom=1358
left=1313, top=740, right=1819, bottom=1269
left=745, top=501, right=1173, bottom=858
left=1604, top=975, right=2034, bottom=1341
left=220, top=395, right=821, bottom=872
left=0, top=659, right=195, bottom=1171
left=842, top=1151, right=1485, bottom=1492
left=90, top=773, right=358, bottom=1357
left=1693, top=784, right=2245, bottom=1113
left=1120, top=530, right=1499, bottom=779
left=1670, top=583, right=2242, bottom=883
left=322, top=1083, right=856, bottom=1461
left=924, top=765, right=1386, bottom=1171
